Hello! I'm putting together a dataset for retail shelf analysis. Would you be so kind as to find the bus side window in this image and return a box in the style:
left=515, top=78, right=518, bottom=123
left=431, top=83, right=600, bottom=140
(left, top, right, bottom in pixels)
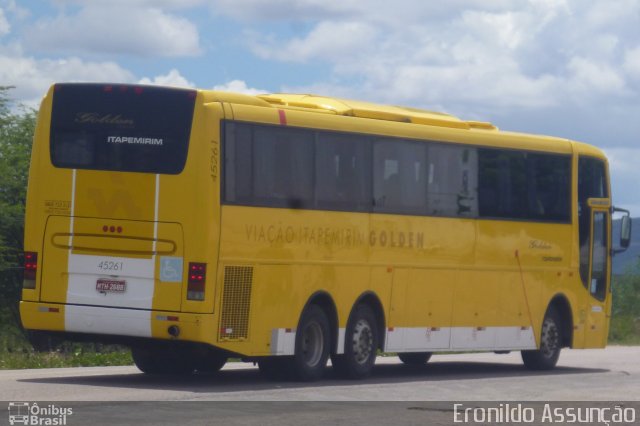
left=373, top=139, right=427, bottom=215
left=426, top=144, right=478, bottom=217
left=253, top=126, right=314, bottom=208
left=478, top=149, right=570, bottom=223
left=527, top=154, right=571, bottom=222
left=224, top=122, right=315, bottom=209
left=224, top=123, right=253, bottom=203
left=478, top=150, right=519, bottom=218
left=314, top=133, right=371, bottom=212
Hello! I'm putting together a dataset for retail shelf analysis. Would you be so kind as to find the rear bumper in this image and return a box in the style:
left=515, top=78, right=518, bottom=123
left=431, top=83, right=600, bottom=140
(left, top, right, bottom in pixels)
left=20, top=301, right=217, bottom=345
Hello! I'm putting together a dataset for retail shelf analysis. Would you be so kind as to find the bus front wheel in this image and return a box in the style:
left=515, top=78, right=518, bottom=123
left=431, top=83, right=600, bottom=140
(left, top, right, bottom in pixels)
left=333, top=304, right=378, bottom=379
left=521, top=307, right=562, bottom=370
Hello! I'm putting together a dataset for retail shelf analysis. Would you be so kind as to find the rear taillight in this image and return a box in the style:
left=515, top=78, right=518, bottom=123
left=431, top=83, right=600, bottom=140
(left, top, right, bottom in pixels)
left=187, top=262, right=206, bottom=301
left=23, top=251, right=38, bottom=289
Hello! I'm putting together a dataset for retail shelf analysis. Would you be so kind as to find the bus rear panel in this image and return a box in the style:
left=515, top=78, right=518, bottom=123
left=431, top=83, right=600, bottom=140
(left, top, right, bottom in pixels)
left=20, top=83, right=222, bottom=347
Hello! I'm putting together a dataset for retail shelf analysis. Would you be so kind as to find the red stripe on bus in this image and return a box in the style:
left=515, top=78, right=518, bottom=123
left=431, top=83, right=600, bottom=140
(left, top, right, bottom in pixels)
left=278, top=109, right=287, bottom=125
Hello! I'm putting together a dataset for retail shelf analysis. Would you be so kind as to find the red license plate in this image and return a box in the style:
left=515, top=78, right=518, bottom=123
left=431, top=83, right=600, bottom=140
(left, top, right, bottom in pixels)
left=96, top=278, right=126, bottom=293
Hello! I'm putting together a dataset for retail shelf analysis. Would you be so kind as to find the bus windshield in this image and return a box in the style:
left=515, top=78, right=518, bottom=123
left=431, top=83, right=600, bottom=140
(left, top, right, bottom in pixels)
left=50, top=83, right=196, bottom=174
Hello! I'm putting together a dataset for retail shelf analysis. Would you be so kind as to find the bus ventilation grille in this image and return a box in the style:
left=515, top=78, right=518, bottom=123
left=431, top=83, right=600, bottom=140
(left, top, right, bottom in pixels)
left=219, top=266, right=253, bottom=341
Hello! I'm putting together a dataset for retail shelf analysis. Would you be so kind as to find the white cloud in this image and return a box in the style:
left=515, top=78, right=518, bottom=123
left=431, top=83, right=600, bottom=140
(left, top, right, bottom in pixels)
left=25, top=5, right=201, bottom=57
left=212, top=80, right=267, bottom=95
left=210, top=0, right=521, bottom=23
left=250, top=21, right=376, bottom=63
left=138, top=69, right=195, bottom=88
left=603, top=147, right=640, bottom=213
left=46, top=0, right=205, bottom=10
left=3, top=0, right=30, bottom=20
left=582, top=0, right=640, bottom=30
left=566, top=57, right=626, bottom=96
left=0, top=8, right=10, bottom=36
left=0, top=48, right=134, bottom=107
left=624, top=47, right=640, bottom=79
left=241, top=0, right=638, bottom=116
left=459, top=11, right=526, bottom=50
left=210, top=0, right=361, bottom=21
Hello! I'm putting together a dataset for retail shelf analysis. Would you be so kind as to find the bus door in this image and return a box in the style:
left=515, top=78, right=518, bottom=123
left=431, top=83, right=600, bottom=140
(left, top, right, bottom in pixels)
left=584, top=198, right=611, bottom=348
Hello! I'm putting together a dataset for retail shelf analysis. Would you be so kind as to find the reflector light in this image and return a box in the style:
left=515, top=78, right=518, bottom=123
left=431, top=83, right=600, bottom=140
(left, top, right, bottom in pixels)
left=23, top=251, right=38, bottom=289
left=134, top=87, right=143, bottom=95
left=156, top=315, right=180, bottom=322
left=187, top=262, right=206, bottom=301
left=103, top=85, right=113, bottom=92
left=102, top=225, right=122, bottom=233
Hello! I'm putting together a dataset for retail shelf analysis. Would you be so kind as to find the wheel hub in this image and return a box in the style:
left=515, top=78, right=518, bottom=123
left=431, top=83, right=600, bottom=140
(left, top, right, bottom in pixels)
left=540, top=318, right=559, bottom=359
left=351, top=319, right=373, bottom=364
left=302, top=321, right=324, bottom=367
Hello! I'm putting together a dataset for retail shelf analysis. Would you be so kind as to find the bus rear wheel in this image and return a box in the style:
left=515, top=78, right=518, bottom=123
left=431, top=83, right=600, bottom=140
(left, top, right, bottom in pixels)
left=333, top=304, right=378, bottom=379
left=521, top=307, right=562, bottom=370
left=194, top=349, right=228, bottom=374
left=258, top=357, right=292, bottom=381
left=398, top=352, right=432, bottom=365
left=131, top=345, right=194, bottom=375
left=291, top=304, right=330, bottom=381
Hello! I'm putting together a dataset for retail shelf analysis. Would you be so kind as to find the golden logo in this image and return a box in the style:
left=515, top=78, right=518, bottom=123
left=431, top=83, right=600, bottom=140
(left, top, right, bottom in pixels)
left=75, top=112, right=134, bottom=126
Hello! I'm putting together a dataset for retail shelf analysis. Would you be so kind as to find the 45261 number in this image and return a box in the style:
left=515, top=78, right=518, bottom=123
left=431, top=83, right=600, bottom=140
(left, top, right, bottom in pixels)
left=97, top=261, right=124, bottom=272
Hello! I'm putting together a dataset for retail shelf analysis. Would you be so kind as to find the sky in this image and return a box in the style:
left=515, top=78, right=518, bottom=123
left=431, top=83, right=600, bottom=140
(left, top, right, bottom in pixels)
left=1, top=0, right=639, bottom=216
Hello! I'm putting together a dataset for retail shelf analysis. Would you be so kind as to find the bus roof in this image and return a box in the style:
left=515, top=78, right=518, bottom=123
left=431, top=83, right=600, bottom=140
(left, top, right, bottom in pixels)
left=198, top=88, right=602, bottom=156
left=200, top=90, right=494, bottom=130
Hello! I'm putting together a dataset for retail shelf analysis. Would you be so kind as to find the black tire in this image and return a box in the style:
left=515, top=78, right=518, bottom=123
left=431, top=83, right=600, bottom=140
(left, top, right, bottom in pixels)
left=521, top=307, right=562, bottom=370
left=26, top=331, right=63, bottom=352
left=258, top=357, right=293, bottom=381
left=398, top=352, right=432, bottom=365
left=291, top=304, right=330, bottom=381
left=131, top=345, right=195, bottom=375
left=333, top=304, right=378, bottom=379
left=194, top=350, right=228, bottom=374
left=131, top=346, right=162, bottom=374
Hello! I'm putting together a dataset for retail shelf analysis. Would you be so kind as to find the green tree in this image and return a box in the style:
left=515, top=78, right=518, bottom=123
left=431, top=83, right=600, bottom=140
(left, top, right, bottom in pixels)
left=0, top=86, right=36, bottom=316
left=610, top=260, right=640, bottom=343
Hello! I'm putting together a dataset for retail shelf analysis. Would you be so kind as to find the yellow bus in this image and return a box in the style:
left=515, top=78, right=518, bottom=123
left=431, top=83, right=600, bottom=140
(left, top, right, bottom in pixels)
left=20, top=83, right=631, bottom=381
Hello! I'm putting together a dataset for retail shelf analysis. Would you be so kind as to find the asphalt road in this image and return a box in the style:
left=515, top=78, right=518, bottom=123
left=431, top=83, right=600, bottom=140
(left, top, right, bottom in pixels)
left=0, top=346, right=638, bottom=425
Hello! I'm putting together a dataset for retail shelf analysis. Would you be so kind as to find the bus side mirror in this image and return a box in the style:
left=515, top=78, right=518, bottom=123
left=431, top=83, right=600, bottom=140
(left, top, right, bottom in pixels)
left=620, top=215, right=632, bottom=249
left=612, top=207, right=632, bottom=254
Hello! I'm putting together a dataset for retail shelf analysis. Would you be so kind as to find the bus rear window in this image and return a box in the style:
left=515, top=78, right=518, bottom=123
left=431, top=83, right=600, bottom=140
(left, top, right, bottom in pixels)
left=50, top=83, right=196, bottom=174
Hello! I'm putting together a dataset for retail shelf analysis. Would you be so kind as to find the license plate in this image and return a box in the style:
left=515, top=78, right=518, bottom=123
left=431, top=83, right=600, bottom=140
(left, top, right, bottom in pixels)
left=96, top=278, right=126, bottom=293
